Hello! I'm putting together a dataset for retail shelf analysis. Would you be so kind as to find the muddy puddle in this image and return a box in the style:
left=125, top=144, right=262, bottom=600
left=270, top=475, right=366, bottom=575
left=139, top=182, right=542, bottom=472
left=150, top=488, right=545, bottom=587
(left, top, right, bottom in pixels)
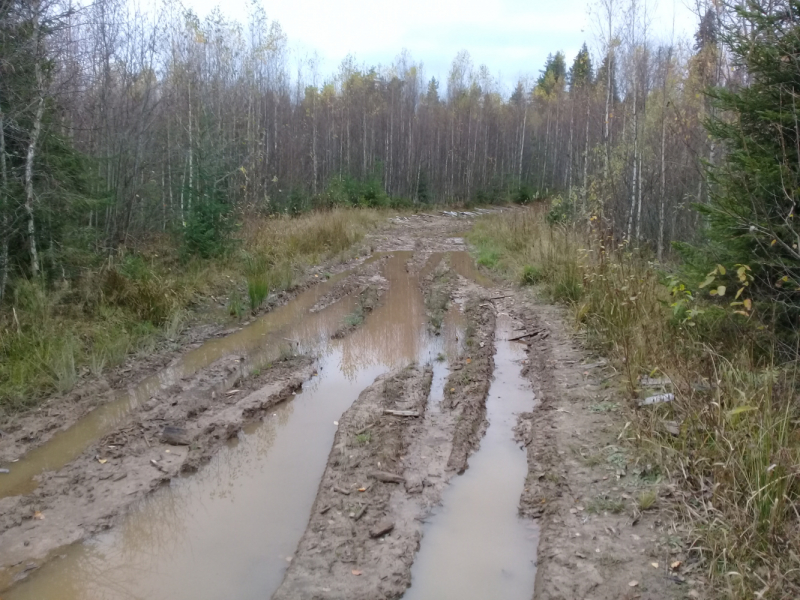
left=0, top=262, right=370, bottom=500
left=403, top=314, right=539, bottom=600
left=4, top=252, right=467, bottom=600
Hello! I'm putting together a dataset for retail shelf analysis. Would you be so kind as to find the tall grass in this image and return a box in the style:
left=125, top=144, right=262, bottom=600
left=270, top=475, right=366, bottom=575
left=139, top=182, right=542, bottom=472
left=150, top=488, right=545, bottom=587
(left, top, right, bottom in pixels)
left=0, top=208, right=387, bottom=413
left=468, top=206, right=800, bottom=599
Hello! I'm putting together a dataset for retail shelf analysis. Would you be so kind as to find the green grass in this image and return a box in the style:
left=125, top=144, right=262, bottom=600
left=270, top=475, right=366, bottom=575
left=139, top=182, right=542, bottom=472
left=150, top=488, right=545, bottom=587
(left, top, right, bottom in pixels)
left=0, top=208, right=387, bottom=414
left=344, top=307, right=365, bottom=328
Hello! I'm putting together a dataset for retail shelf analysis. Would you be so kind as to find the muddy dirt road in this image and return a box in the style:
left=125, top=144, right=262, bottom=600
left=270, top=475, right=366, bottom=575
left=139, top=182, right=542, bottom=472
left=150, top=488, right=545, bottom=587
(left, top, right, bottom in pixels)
left=0, top=211, right=696, bottom=600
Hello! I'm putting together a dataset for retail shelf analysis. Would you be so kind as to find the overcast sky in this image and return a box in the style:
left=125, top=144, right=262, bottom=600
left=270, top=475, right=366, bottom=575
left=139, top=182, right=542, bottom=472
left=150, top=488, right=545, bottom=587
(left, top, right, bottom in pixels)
left=182, top=0, right=699, bottom=93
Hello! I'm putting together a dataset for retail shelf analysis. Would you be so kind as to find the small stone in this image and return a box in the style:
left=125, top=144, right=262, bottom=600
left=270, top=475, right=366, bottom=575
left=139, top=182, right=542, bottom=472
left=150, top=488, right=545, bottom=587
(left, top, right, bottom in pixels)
left=160, top=426, right=191, bottom=446
left=369, top=519, right=395, bottom=538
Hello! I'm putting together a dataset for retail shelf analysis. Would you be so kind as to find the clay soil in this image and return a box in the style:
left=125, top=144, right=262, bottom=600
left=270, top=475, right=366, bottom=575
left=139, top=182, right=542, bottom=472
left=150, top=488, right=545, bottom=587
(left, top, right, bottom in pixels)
left=0, top=211, right=703, bottom=599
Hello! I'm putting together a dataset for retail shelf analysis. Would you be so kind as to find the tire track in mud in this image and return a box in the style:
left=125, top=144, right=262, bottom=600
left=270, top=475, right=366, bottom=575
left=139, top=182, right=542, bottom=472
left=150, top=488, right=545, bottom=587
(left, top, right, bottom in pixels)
left=1, top=211, right=533, bottom=600
left=0, top=255, right=390, bottom=591
left=272, top=256, right=501, bottom=599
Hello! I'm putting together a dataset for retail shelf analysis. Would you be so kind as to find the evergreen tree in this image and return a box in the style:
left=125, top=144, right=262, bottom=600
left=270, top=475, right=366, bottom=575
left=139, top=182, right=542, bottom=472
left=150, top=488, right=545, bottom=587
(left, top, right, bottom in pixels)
left=699, top=0, right=800, bottom=319
left=568, top=43, right=594, bottom=89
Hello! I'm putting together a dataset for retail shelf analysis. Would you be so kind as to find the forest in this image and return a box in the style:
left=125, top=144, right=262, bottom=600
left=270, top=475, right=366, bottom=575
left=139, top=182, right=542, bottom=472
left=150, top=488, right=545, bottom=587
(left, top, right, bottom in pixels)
left=0, top=0, right=726, bottom=291
left=3, top=0, right=800, bottom=596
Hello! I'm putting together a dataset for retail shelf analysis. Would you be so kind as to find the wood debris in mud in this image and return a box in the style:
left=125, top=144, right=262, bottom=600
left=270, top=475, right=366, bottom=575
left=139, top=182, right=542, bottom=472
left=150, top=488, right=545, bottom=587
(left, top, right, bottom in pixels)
left=272, top=364, right=435, bottom=600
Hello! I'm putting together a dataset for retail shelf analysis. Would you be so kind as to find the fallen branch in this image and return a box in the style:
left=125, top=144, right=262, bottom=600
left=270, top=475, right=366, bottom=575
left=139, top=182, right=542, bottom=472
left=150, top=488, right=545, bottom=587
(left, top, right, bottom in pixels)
left=383, top=409, right=420, bottom=417
left=369, top=471, right=405, bottom=483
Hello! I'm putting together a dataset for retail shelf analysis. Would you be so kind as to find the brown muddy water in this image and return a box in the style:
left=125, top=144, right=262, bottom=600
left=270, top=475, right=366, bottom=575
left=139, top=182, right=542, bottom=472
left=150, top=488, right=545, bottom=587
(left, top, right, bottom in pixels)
left=4, top=252, right=465, bottom=600
left=403, top=315, right=539, bottom=600
left=0, top=262, right=371, bottom=500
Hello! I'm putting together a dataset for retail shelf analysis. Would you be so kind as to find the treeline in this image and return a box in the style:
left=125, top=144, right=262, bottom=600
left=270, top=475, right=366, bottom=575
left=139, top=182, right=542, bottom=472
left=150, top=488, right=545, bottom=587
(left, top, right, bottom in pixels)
left=0, top=0, right=738, bottom=299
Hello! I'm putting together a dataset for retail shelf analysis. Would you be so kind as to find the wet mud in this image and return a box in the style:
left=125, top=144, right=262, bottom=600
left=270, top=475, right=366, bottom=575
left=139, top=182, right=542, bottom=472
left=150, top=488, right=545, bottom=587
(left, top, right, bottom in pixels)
left=0, top=252, right=379, bottom=498
left=0, top=210, right=679, bottom=600
left=509, top=298, right=698, bottom=600
left=403, top=314, right=538, bottom=600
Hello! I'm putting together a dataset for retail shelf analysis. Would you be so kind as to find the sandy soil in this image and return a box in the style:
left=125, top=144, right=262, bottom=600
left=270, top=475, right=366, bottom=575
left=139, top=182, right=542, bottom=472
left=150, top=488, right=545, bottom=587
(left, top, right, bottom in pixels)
left=511, top=297, right=703, bottom=600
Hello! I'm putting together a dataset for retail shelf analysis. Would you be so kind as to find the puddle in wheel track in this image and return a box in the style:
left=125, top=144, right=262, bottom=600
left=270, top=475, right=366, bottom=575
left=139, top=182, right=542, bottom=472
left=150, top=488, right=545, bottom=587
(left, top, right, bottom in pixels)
left=402, top=314, right=539, bottom=600
left=0, top=259, right=378, bottom=500
left=3, top=252, right=464, bottom=600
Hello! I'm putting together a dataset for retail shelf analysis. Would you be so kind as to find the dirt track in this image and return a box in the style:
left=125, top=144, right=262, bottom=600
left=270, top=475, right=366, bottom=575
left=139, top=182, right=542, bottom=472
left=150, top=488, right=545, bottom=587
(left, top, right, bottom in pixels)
left=0, top=211, right=699, bottom=599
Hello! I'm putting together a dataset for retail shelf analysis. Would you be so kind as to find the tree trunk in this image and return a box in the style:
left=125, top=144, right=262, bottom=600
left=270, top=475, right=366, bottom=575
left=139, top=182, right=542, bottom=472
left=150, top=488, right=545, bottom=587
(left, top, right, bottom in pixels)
left=582, top=97, right=590, bottom=211
left=658, top=48, right=672, bottom=262
left=0, top=110, right=8, bottom=301
left=25, top=23, right=46, bottom=277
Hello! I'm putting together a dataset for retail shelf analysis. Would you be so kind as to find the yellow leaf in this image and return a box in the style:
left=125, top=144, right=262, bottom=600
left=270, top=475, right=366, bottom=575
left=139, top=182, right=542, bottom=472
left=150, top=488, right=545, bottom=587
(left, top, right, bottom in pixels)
left=671, top=560, right=682, bottom=570
left=716, top=285, right=726, bottom=297
left=98, top=458, right=107, bottom=464
left=699, top=275, right=715, bottom=288
left=717, top=264, right=726, bottom=275
left=771, top=239, right=777, bottom=246
left=744, top=298, right=752, bottom=310
left=735, top=287, right=744, bottom=300
left=728, top=405, right=757, bottom=417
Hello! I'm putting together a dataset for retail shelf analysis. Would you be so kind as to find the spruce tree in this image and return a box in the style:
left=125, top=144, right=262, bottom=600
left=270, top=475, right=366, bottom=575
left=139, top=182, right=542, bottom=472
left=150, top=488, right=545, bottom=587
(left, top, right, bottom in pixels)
left=699, top=1, right=800, bottom=317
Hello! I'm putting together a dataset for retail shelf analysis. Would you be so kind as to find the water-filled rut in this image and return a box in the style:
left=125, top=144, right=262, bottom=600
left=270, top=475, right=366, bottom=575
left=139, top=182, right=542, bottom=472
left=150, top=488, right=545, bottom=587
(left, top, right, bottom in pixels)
left=2, top=241, right=541, bottom=600
left=403, top=314, right=539, bottom=600
left=3, top=252, right=460, bottom=599
left=0, top=260, right=375, bottom=501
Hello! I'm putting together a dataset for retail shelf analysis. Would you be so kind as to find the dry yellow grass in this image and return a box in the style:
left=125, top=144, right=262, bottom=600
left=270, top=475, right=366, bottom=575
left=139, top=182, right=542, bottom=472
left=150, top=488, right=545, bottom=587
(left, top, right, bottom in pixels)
left=469, top=206, right=800, bottom=599
left=0, top=208, right=388, bottom=412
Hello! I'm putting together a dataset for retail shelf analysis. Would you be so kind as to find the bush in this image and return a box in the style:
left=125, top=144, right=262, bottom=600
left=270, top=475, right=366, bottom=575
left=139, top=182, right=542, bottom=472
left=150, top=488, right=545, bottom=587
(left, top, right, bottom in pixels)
left=513, top=184, right=535, bottom=205
left=545, top=195, right=574, bottom=224
left=181, top=198, right=236, bottom=259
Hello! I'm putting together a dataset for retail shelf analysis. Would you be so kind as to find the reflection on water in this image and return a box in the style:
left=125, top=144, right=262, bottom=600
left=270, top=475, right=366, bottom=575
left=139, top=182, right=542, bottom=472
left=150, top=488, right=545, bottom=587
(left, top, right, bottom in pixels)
left=403, top=315, right=539, bottom=600
left=0, top=262, right=373, bottom=500
left=448, top=250, right=494, bottom=287
left=5, top=252, right=471, bottom=600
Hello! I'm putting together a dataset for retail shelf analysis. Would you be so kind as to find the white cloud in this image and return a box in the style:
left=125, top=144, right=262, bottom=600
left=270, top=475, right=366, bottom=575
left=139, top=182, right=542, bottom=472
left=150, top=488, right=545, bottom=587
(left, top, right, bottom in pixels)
left=182, top=0, right=698, bottom=92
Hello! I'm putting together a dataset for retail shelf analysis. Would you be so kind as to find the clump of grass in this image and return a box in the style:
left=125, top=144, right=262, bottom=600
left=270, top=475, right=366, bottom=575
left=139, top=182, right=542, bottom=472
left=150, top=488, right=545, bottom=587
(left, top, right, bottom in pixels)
left=638, top=489, right=658, bottom=511
left=355, top=431, right=372, bottom=445
left=247, top=277, right=269, bottom=312
left=344, top=306, right=365, bottom=328
left=228, top=289, right=245, bottom=319
left=520, top=264, right=544, bottom=285
left=586, top=495, right=625, bottom=514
